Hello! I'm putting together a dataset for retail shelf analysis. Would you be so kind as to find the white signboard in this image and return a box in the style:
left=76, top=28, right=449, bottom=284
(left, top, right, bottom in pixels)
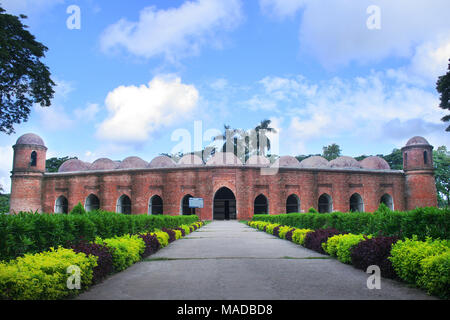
left=189, top=198, right=204, bottom=208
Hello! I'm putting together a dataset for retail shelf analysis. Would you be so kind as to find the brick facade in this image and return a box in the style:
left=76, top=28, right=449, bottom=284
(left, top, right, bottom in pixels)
left=9, top=134, right=438, bottom=219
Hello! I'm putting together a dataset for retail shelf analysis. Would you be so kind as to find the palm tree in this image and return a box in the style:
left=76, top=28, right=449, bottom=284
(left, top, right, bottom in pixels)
left=254, top=119, right=277, bottom=156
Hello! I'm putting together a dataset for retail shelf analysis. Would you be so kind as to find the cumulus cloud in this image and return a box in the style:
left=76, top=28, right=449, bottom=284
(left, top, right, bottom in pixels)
left=100, top=0, right=243, bottom=62
left=260, top=0, right=450, bottom=68
left=0, top=145, right=13, bottom=193
left=243, top=72, right=448, bottom=155
left=74, top=103, right=100, bottom=122
left=97, top=76, right=199, bottom=143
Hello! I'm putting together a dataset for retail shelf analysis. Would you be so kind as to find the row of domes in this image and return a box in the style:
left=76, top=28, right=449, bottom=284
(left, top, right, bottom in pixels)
left=57, top=153, right=391, bottom=173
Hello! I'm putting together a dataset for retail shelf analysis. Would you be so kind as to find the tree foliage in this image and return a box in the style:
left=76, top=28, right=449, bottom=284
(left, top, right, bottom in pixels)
left=434, top=146, right=450, bottom=207
left=382, top=148, right=403, bottom=170
left=436, top=59, right=450, bottom=132
left=0, top=7, right=55, bottom=134
left=322, top=143, right=341, bottom=161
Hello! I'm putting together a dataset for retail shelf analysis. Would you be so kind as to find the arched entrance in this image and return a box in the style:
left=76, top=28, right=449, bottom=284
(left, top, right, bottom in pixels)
left=55, top=196, right=68, bottom=214
left=254, top=194, right=268, bottom=214
left=85, top=194, right=100, bottom=212
left=349, top=193, right=364, bottom=212
left=286, top=194, right=300, bottom=213
left=117, top=195, right=132, bottom=214
left=380, top=193, right=394, bottom=210
left=149, top=195, right=163, bottom=215
left=213, top=187, right=236, bottom=220
left=318, top=193, right=332, bottom=213
left=181, top=194, right=195, bottom=215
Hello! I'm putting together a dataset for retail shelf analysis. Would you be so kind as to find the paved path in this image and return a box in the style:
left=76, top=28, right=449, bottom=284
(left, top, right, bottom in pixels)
left=78, top=221, right=434, bottom=300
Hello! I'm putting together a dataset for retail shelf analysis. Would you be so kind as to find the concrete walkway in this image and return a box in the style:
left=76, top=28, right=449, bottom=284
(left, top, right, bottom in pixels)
left=78, top=221, right=435, bottom=300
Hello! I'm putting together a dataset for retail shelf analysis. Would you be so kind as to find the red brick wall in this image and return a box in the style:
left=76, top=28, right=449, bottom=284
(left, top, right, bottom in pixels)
left=33, top=166, right=410, bottom=219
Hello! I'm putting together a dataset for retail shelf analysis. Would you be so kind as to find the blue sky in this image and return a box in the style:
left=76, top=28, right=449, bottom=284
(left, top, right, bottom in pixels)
left=0, top=0, right=449, bottom=191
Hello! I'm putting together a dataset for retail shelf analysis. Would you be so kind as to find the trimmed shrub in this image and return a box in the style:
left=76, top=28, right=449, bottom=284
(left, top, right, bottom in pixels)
left=272, top=225, right=282, bottom=238
left=265, top=223, right=280, bottom=235
left=173, top=227, right=186, bottom=237
left=71, top=241, right=114, bottom=284
left=252, top=207, right=450, bottom=240
left=95, top=235, right=145, bottom=272
left=329, top=233, right=370, bottom=264
left=285, top=228, right=296, bottom=242
left=418, top=251, right=450, bottom=299
left=138, top=233, right=161, bottom=258
left=173, top=229, right=183, bottom=240
left=322, top=234, right=347, bottom=257
left=70, top=202, right=86, bottom=215
left=308, top=207, right=318, bottom=213
left=291, top=229, right=314, bottom=246
left=304, top=228, right=343, bottom=254
left=389, top=236, right=450, bottom=284
left=154, top=231, right=170, bottom=248
left=350, top=236, right=399, bottom=279
left=0, top=247, right=97, bottom=300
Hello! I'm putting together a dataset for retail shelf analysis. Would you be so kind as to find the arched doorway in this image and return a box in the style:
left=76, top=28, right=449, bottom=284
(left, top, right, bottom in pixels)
left=117, top=195, right=132, bottom=214
left=254, top=194, right=268, bottom=214
left=349, top=193, right=364, bottom=212
left=318, top=193, right=332, bottom=213
left=85, top=194, right=100, bottom=212
left=55, top=196, right=68, bottom=214
left=149, top=195, right=163, bottom=215
left=213, top=187, right=237, bottom=220
left=380, top=193, right=394, bottom=210
left=286, top=194, right=300, bottom=213
left=181, top=194, right=195, bottom=215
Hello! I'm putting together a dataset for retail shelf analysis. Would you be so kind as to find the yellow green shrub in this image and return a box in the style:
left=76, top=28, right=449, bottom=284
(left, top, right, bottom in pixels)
left=174, top=230, right=182, bottom=240
left=278, top=226, right=295, bottom=239
left=292, top=229, right=314, bottom=245
left=323, top=233, right=370, bottom=263
left=0, top=247, right=97, bottom=300
left=181, top=225, right=191, bottom=235
left=154, top=231, right=170, bottom=248
left=95, top=235, right=145, bottom=272
left=418, top=251, right=450, bottom=299
left=265, top=223, right=280, bottom=235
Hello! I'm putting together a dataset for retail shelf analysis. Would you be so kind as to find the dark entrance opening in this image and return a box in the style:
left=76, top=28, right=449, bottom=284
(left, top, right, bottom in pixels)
left=254, top=194, right=268, bottom=214
left=182, top=194, right=196, bottom=215
left=213, top=187, right=237, bottom=220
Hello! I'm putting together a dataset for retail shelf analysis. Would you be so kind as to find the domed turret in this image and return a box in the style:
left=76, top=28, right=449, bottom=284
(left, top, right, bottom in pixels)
left=206, top=152, right=243, bottom=166
left=401, top=136, right=437, bottom=209
left=89, top=158, right=119, bottom=171
left=328, top=156, right=362, bottom=169
left=58, top=159, right=90, bottom=173
left=177, top=154, right=203, bottom=166
left=360, top=156, right=390, bottom=170
left=117, top=156, right=148, bottom=169
left=300, top=156, right=329, bottom=168
left=148, top=156, right=176, bottom=168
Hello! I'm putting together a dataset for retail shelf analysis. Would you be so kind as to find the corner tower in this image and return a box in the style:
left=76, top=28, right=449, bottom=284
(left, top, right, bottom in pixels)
left=10, top=133, right=47, bottom=213
left=401, top=136, right=437, bottom=210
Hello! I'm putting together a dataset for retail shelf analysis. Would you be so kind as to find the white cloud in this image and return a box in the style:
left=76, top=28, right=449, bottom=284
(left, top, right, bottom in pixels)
left=100, top=0, right=243, bottom=62
left=243, top=72, right=448, bottom=155
left=97, top=76, right=199, bottom=143
left=0, top=145, right=13, bottom=193
left=74, top=103, right=100, bottom=122
left=259, top=0, right=306, bottom=19
left=260, top=0, right=450, bottom=68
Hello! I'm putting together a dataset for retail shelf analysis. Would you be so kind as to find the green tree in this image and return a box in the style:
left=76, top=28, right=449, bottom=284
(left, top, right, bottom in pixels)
left=322, top=143, right=341, bottom=161
left=433, top=146, right=450, bottom=207
left=0, top=7, right=55, bottom=134
left=253, top=119, right=277, bottom=156
left=0, top=194, right=9, bottom=213
left=382, top=148, right=403, bottom=170
left=436, top=59, right=450, bottom=132
left=46, top=156, right=77, bottom=173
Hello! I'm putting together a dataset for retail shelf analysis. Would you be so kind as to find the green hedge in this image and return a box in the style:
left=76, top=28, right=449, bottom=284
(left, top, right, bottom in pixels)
left=252, top=207, right=450, bottom=240
left=0, top=211, right=198, bottom=261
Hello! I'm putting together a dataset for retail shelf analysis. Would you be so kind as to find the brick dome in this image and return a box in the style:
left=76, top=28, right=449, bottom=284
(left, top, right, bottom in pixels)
left=328, top=156, right=362, bottom=169
left=300, top=156, right=329, bottom=168
left=89, top=158, right=119, bottom=171
left=272, top=156, right=301, bottom=168
left=16, top=133, right=45, bottom=147
left=117, top=156, right=148, bottom=169
left=406, top=136, right=430, bottom=146
left=246, top=155, right=270, bottom=166
left=360, top=156, right=390, bottom=170
left=177, top=154, right=204, bottom=166
left=148, top=156, right=176, bottom=168
left=206, top=152, right=243, bottom=166
left=58, top=159, right=90, bottom=173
